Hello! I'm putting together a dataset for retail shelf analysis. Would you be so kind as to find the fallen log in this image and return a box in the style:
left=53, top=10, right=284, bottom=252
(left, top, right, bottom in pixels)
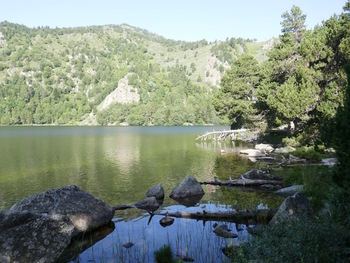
left=159, top=208, right=277, bottom=224
left=200, top=178, right=283, bottom=187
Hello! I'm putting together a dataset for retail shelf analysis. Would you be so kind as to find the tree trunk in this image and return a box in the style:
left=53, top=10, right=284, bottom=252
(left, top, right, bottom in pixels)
left=200, top=178, right=283, bottom=187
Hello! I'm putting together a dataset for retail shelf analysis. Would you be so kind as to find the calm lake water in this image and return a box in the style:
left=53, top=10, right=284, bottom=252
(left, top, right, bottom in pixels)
left=0, top=126, right=283, bottom=262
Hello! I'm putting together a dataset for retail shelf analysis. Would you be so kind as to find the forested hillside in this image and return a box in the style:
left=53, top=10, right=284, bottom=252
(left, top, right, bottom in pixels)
left=214, top=4, right=350, bottom=145
left=0, top=22, right=258, bottom=126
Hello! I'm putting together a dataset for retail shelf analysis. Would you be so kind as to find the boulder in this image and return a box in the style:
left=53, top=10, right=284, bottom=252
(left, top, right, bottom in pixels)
left=0, top=210, right=74, bottom=263
left=145, top=183, right=164, bottom=199
left=240, top=149, right=265, bottom=157
left=275, top=185, right=304, bottom=196
left=269, top=192, right=313, bottom=226
left=0, top=185, right=114, bottom=263
left=10, top=185, right=114, bottom=232
left=255, top=143, right=274, bottom=154
left=169, top=176, right=204, bottom=200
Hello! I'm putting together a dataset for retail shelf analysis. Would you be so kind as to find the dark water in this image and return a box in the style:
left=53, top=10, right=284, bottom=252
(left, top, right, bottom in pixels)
left=0, top=126, right=283, bottom=262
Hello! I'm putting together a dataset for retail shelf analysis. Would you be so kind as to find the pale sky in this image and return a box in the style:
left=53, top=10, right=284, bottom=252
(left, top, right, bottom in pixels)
left=0, top=0, right=346, bottom=42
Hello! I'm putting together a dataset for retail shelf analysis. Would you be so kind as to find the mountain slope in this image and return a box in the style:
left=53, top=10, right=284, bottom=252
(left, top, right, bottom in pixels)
left=0, top=21, right=271, bottom=125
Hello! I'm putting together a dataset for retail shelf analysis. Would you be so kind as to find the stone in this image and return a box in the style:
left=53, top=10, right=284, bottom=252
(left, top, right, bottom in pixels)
left=269, top=192, right=313, bottom=226
left=240, top=169, right=269, bottom=180
left=0, top=210, right=74, bottom=263
left=134, top=196, right=160, bottom=212
left=159, top=215, right=174, bottom=227
left=10, top=185, right=114, bottom=232
left=0, top=185, right=115, bottom=263
left=169, top=176, right=204, bottom=200
left=240, top=149, right=265, bottom=157
left=145, top=183, right=164, bottom=199
left=255, top=143, right=274, bottom=154
left=275, top=185, right=304, bottom=196
left=274, top=146, right=296, bottom=154
left=213, top=224, right=238, bottom=238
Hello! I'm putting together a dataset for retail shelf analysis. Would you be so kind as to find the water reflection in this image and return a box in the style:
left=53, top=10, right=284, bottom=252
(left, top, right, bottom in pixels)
left=0, top=126, right=285, bottom=261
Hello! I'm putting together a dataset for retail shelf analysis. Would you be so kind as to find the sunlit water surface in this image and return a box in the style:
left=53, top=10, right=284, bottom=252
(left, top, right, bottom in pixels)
left=0, top=126, right=283, bottom=262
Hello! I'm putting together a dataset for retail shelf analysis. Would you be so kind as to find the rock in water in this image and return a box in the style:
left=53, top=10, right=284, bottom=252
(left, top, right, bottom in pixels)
left=169, top=176, right=204, bottom=200
left=0, top=185, right=114, bottom=263
left=0, top=210, right=74, bottom=263
left=10, top=185, right=114, bottom=232
left=269, top=192, right=313, bottom=226
left=134, top=196, right=160, bottom=212
left=145, top=183, right=165, bottom=199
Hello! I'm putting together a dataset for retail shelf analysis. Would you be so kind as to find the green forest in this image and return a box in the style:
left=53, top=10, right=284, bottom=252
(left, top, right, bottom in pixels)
left=0, top=20, right=254, bottom=126
left=0, top=3, right=349, bottom=148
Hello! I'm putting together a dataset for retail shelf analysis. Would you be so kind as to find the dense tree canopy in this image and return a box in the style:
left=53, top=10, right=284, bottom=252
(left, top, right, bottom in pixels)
left=215, top=2, right=349, bottom=145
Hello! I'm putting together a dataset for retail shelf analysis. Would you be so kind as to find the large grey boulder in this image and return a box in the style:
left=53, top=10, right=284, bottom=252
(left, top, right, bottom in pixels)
left=10, top=185, right=114, bottom=232
left=145, top=183, right=164, bottom=199
left=0, top=210, right=74, bottom=263
left=0, top=185, right=114, bottom=263
left=269, top=192, right=313, bottom=226
left=169, top=176, right=204, bottom=200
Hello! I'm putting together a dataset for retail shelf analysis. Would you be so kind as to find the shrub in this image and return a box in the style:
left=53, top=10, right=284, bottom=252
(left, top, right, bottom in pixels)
left=233, top=218, right=349, bottom=262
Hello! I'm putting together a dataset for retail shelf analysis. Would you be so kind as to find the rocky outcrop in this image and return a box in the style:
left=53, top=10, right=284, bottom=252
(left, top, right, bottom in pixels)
left=0, top=185, right=114, bottom=263
left=269, top=192, right=313, bottom=226
left=169, top=176, right=204, bottom=200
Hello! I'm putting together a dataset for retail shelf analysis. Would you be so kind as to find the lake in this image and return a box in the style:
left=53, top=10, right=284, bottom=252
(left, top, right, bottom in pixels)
left=0, top=126, right=283, bottom=262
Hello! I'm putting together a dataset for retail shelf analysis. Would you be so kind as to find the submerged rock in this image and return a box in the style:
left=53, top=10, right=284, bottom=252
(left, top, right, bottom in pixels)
left=269, top=192, right=313, bottom=226
left=169, top=176, right=204, bottom=200
left=0, top=185, right=114, bottom=263
left=123, top=242, right=134, bottom=249
left=145, top=183, right=164, bottom=200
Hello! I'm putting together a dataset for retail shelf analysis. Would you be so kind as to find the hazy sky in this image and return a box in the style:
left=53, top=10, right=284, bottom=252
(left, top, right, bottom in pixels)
left=0, top=0, right=346, bottom=42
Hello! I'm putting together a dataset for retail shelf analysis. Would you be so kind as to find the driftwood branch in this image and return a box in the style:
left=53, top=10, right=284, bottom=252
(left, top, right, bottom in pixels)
left=159, top=208, right=277, bottom=224
left=196, top=129, right=249, bottom=141
left=200, top=178, right=283, bottom=187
